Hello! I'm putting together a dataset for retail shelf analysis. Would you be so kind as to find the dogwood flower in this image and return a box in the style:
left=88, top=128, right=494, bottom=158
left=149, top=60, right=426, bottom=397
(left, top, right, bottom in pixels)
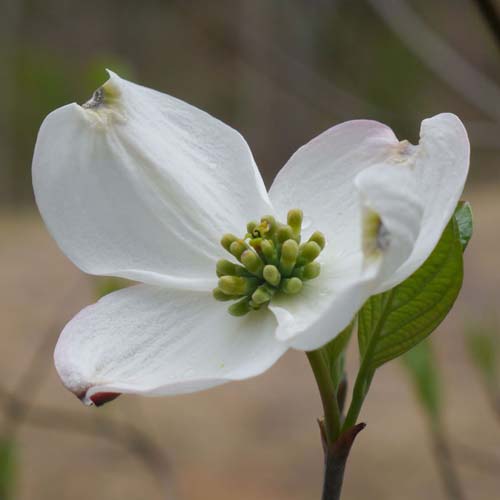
left=32, top=72, right=469, bottom=406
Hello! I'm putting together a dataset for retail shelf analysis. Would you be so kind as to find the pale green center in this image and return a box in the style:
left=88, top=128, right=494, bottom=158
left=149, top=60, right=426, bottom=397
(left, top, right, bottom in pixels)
left=213, top=209, right=326, bottom=316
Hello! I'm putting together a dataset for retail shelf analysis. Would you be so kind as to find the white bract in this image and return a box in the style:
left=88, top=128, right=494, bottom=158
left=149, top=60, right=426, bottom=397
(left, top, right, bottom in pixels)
left=32, top=72, right=469, bottom=405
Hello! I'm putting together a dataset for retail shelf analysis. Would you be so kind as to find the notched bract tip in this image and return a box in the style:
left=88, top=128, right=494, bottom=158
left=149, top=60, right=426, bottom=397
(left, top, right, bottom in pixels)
left=82, top=87, right=105, bottom=109
left=390, top=139, right=418, bottom=167
left=76, top=389, right=121, bottom=407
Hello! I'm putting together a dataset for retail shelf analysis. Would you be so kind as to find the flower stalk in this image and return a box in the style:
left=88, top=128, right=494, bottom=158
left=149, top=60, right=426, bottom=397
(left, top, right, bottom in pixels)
left=308, top=344, right=367, bottom=500
left=342, top=290, right=396, bottom=431
left=308, top=291, right=398, bottom=499
left=306, top=349, right=342, bottom=444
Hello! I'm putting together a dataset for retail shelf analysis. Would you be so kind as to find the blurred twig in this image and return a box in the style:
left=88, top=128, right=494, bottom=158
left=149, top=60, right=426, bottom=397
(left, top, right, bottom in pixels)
left=0, top=277, right=176, bottom=500
left=456, top=442, right=500, bottom=475
left=465, top=324, right=500, bottom=423
left=402, top=342, right=469, bottom=500
left=430, top=426, right=468, bottom=500
left=11, top=279, right=83, bottom=412
left=0, top=385, right=175, bottom=499
left=472, top=0, right=500, bottom=50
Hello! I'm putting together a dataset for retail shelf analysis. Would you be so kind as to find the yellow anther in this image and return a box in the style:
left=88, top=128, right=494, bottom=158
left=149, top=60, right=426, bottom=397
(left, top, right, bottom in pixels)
left=260, top=215, right=276, bottom=237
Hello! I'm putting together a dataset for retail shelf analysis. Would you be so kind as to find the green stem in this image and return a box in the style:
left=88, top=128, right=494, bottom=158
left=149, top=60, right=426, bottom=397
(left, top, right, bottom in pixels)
left=342, top=290, right=396, bottom=431
left=307, top=349, right=342, bottom=444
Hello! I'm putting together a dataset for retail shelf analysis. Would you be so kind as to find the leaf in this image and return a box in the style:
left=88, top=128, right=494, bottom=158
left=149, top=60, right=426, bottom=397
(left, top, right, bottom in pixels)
left=402, top=340, right=441, bottom=422
left=0, top=438, right=16, bottom=500
left=323, top=320, right=355, bottom=387
left=358, top=208, right=465, bottom=372
left=454, top=201, right=473, bottom=251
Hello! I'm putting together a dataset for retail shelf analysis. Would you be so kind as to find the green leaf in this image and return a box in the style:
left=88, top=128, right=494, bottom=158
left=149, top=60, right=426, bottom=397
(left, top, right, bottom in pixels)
left=454, top=201, right=473, bottom=251
left=323, top=320, right=355, bottom=387
left=402, top=340, right=441, bottom=422
left=358, top=211, right=464, bottom=372
left=0, top=438, right=16, bottom=500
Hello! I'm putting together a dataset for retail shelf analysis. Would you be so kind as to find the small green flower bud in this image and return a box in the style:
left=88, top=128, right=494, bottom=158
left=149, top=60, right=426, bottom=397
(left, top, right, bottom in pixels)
left=218, top=276, right=258, bottom=296
left=228, top=297, right=252, bottom=316
left=216, top=259, right=238, bottom=277
left=280, top=239, right=299, bottom=276
left=221, top=233, right=238, bottom=251
left=287, top=209, right=303, bottom=236
left=294, top=261, right=321, bottom=281
left=247, top=221, right=258, bottom=235
left=277, top=224, right=294, bottom=243
left=298, top=241, right=321, bottom=265
left=261, top=239, right=277, bottom=265
left=308, top=231, right=326, bottom=250
left=212, top=288, right=232, bottom=301
left=251, top=284, right=275, bottom=305
left=229, top=240, right=246, bottom=260
left=263, top=265, right=281, bottom=287
left=216, top=259, right=250, bottom=278
left=303, top=261, right=321, bottom=280
left=241, top=249, right=264, bottom=276
left=281, top=277, right=303, bottom=295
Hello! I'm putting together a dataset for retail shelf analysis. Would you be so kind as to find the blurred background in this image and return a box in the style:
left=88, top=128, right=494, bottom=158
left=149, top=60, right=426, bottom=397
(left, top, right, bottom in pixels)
left=1, top=0, right=499, bottom=499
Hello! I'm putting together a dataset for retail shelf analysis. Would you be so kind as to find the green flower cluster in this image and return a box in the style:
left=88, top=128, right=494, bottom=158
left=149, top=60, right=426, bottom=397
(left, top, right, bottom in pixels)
left=213, top=209, right=326, bottom=316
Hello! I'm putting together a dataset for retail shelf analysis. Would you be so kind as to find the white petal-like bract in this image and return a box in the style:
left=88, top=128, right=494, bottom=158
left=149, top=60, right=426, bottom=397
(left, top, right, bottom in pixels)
left=375, top=113, right=469, bottom=291
left=33, top=72, right=272, bottom=290
left=269, top=120, right=400, bottom=255
left=269, top=114, right=468, bottom=348
left=54, top=285, right=287, bottom=404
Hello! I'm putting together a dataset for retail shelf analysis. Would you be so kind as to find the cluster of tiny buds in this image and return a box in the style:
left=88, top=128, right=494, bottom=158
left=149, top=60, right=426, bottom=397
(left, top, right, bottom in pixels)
left=213, top=209, right=326, bottom=316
